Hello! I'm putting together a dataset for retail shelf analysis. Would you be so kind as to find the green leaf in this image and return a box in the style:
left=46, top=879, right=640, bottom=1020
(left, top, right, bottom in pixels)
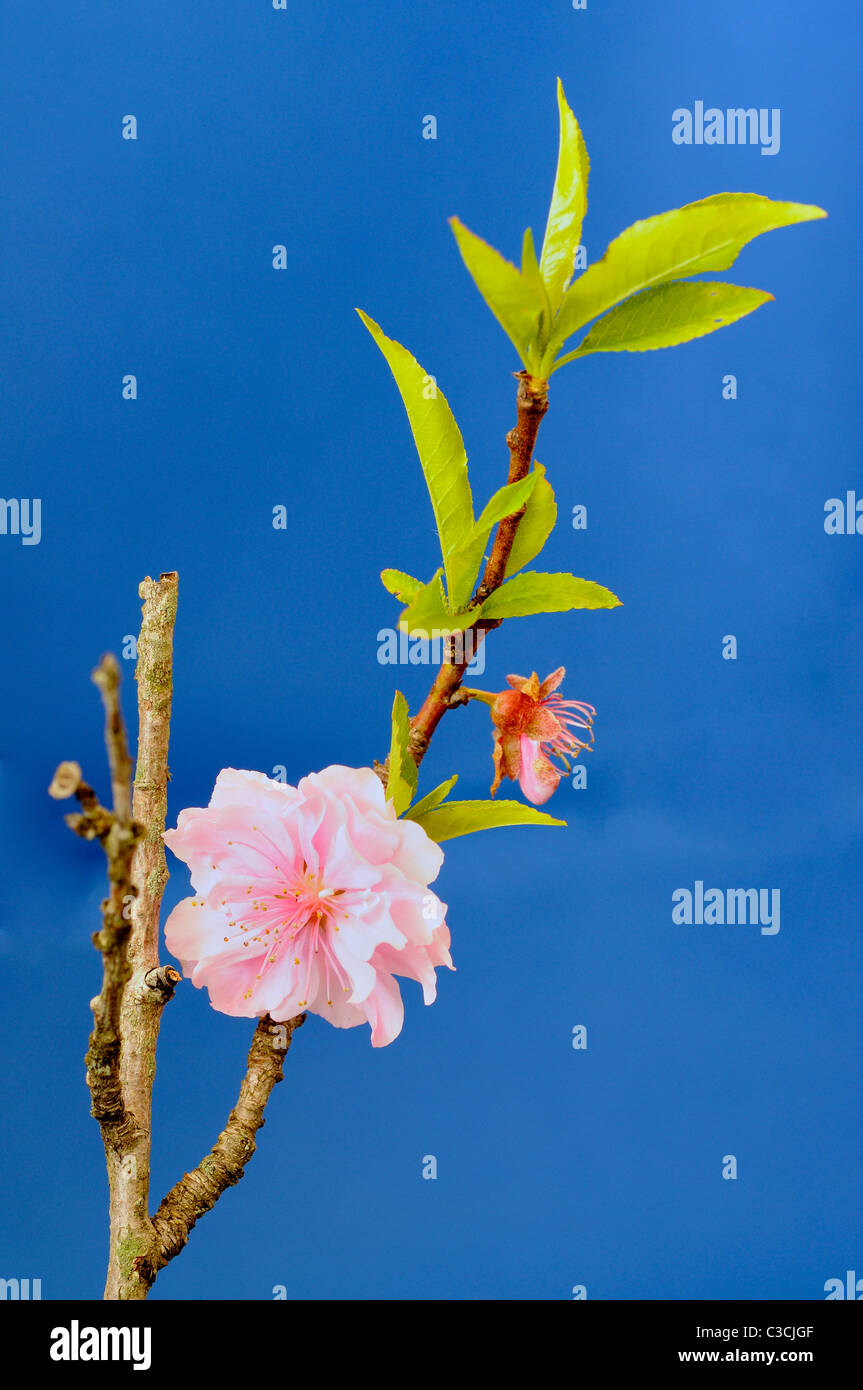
left=545, top=193, right=827, bottom=366
left=399, top=569, right=447, bottom=630
left=381, top=568, right=424, bottom=604
left=473, top=471, right=540, bottom=537
left=398, top=570, right=477, bottom=633
left=554, top=281, right=774, bottom=365
left=504, top=462, right=557, bottom=577
left=411, top=798, right=566, bottom=841
left=403, top=774, right=459, bottom=821
left=448, top=470, right=540, bottom=608
left=357, top=310, right=474, bottom=597
left=540, top=77, right=590, bottom=313
left=521, top=228, right=553, bottom=332
left=481, top=570, right=622, bottom=619
left=449, top=217, right=547, bottom=370
left=386, top=691, right=417, bottom=816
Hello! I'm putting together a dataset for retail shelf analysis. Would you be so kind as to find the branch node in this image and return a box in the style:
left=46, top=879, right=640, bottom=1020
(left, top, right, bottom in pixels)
left=48, top=760, right=83, bottom=799
left=143, top=965, right=182, bottom=1002
left=446, top=689, right=471, bottom=709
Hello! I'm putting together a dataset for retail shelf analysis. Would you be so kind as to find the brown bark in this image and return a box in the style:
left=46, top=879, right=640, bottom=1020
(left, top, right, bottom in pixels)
left=49, top=664, right=141, bottom=1149
left=56, top=572, right=310, bottom=1298
left=100, top=572, right=179, bottom=1299
left=151, top=1014, right=304, bottom=1268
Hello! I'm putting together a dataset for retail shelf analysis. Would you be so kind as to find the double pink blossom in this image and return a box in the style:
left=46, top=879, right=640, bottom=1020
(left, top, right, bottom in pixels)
left=163, top=766, right=453, bottom=1047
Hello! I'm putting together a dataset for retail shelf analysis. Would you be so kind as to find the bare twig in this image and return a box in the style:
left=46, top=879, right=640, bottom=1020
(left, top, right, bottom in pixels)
left=56, top=571, right=310, bottom=1299
left=93, top=658, right=134, bottom=824
left=151, top=1015, right=304, bottom=1270
left=100, top=572, right=179, bottom=1300
left=129, top=573, right=179, bottom=968
left=50, top=660, right=141, bottom=1149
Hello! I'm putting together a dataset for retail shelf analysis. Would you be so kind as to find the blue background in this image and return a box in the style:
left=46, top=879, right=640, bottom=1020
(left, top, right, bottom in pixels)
left=1, top=0, right=860, bottom=1300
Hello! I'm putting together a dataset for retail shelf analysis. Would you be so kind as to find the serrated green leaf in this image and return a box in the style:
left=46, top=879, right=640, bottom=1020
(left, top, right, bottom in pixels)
left=553, top=281, right=774, bottom=365
left=449, top=217, right=547, bottom=370
left=504, top=462, right=557, bottom=578
left=398, top=570, right=477, bottom=633
left=481, top=570, right=622, bottom=619
left=403, top=774, right=459, bottom=822
left=448, top=470, right=540, bottom=608
left=545, top=193, right=826, bottom=368
left=386, top=691, right=417, bottom=816
left=381, top=568, right=424, bottom=603
left=357, top=310, right=474, bottom=596
left=540, top=77, right=590, bottom=312
left=411, top=798, right=566, bottom=841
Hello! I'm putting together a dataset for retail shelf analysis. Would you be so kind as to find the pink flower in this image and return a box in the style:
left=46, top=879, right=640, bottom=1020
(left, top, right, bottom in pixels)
left=162, top=766, right=453, bottom=1047
left=489, top=668, right=594, bottom=805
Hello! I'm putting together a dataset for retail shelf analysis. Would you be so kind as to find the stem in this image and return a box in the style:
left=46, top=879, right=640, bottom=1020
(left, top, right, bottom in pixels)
left=130, top=573, right=179, bottom=969
left=92, top=657, right=134, bottom=825
left=409, top=371, right=548, bottom=764
left=103, top=572, right=179, bottom=1300
left=150, top=1015, right=304, bottom=1270
left=456, top=688, right=496, bottom=706
left=59, top=574, right=308, bottom=1298
left=49, top=667, right=141, bottom=1149
left=86, top=663, right=140, bottom=1146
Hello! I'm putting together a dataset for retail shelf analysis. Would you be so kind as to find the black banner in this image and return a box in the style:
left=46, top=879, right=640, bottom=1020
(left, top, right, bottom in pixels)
left=2, top=1299, right=858, bottom=1376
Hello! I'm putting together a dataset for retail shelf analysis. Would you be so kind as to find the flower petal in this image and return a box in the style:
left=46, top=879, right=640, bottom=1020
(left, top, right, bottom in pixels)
left=363, top=972, right=405, bottom=1047
left=517, top=736, right=562, bottom=805
left=538, top=667, right=566, bottom=698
